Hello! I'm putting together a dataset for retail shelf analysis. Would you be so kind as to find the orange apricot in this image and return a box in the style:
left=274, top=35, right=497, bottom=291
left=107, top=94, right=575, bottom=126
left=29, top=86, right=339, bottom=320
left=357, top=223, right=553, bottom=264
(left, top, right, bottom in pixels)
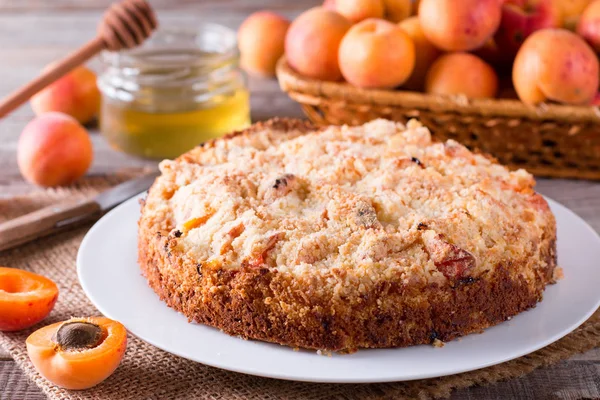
left=560, top=0, right=593, bottom=18
left=382, top=0, right=411, bottom=22
left=0, top=267, right=58, bottom=332
left=18, top=112, right=93, bottom=187
left=339, top=18, right=415, bottom=89
left=559, top=0, right=593, bottom=30
left=238, top=11, right=290, bottom=77
left=495, top=0, right=563, bottom=59
left=425, top=53, right=499, bottom=99
left=577, top=0, right=600, bottom=51
left=419, top=0, right=502, bottom=51
left=26, top=317, right=127, bottom=390
left=332, top=0, right=385, bottom=23
left=31, top=66, right=100, bottom=125
left=513, top=28, right=599, bottom=104
left=285, top=7, right=352, bottom=81
left=323, top=0, right=336, bottom=9
left=412, top=0, right=421, bottom=15
left=398, top=16, right=441, bottom=90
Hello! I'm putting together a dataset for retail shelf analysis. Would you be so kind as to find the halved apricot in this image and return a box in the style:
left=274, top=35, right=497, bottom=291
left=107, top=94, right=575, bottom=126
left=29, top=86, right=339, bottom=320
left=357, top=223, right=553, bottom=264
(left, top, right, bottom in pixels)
left=26, top=317, right=127, bottom=390
left=0, top=267, right=58, bottom=331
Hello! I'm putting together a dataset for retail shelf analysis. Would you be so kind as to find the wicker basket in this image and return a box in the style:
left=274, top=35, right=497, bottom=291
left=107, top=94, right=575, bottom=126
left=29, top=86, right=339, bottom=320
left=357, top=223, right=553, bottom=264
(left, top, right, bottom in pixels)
left=276, top=57, right=600, bottom=180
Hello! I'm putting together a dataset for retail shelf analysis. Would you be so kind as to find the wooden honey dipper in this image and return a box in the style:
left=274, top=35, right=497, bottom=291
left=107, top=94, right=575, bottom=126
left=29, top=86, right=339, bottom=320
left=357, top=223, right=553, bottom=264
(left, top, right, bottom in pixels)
left=0, top=0, right=158, bottom=118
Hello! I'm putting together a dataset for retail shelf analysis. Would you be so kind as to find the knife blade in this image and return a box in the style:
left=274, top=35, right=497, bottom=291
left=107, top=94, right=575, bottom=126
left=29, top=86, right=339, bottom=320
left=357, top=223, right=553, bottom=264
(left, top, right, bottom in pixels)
left=0, top=171, right=160, bottom=252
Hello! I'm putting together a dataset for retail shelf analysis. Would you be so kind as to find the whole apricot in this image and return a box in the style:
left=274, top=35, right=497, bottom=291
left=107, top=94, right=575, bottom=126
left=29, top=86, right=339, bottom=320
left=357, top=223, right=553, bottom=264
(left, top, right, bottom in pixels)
left=30, top=66, right=100, bottom=125
left=412, top=0, right=420, bottom=15
left=513, top=29, right=599, bottom=104
left=560, top=0, right=593, bottom=17
left=495, top=0, right=563, bottom=58
left=238, top=11, right=290, bottom=77
left=398, top=16, right=441, bottom=90
left=330, top=0, right=384, bottom=23
left=425, top=53, right=499, bottom=99
left=382, top=0, right=411, bottom=22
left=18, top=112, right=93, bottom=187
left=419, top=0, right=502, bottom=51
left=323, top=0, right=335, bottom=9
left=285, top=7, right=352, bottom=81
left=559, top=0, right=593, bottom=30
left=577, top=0, right=600, bottom=51
left=339, top=18, right=415, bottom=88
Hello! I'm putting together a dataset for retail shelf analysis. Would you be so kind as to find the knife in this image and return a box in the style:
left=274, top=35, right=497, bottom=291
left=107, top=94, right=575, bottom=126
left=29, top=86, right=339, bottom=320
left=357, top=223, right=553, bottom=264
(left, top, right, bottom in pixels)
left=0, top=171, right=160, bottom=252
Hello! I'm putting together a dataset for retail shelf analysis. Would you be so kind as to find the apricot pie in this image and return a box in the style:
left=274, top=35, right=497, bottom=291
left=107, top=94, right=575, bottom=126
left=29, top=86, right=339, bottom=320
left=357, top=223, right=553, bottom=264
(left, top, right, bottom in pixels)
left=138, top=118, right=558, bottom=351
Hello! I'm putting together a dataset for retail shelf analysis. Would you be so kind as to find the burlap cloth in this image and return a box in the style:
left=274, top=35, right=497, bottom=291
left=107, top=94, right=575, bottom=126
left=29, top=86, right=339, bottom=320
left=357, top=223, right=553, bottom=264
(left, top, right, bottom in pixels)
left=1, top=172, right=599, bottom=400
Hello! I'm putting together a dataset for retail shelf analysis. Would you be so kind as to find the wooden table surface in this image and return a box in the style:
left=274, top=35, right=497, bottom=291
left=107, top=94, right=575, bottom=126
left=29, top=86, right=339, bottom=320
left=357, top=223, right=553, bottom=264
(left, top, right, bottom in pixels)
left=1, top=1, right=600, bottom=399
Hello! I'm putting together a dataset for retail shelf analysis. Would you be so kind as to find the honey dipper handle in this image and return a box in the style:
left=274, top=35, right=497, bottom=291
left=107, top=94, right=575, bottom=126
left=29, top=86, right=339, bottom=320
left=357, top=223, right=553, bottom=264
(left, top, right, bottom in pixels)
left=0, top=36, right=105, bottom=118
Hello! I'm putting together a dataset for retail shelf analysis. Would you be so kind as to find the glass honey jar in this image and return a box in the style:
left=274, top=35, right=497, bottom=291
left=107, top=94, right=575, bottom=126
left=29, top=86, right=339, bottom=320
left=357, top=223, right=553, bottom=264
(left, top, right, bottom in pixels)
left=98, top=24, right=251, bottom=159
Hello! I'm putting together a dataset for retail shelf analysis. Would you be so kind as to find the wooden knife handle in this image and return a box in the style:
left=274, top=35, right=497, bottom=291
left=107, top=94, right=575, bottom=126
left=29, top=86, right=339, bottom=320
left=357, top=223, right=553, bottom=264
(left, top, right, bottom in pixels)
left=0, top=198, right=102, bottom=252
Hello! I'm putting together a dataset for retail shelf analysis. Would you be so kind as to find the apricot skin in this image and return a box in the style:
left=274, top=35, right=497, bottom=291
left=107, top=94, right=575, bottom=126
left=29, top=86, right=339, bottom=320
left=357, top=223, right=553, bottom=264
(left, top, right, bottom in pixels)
left=512, top=29, right=599, bottom=105
left=425, top=53, right=499, bottom=99
left=577, top=0, right=600, bottom=52
left=331, top=0, right=384, bottom=23
left=495, top=0, right=563, bottom=58
left=412, top=0, right=420, bottom=15
left=30, top=66, right=100, bottom=125
left=323, top=0, right=335, bottom=9
left=382, top=0, right=411, bottom=22
left=339, top=19, right=415, bottom=89
left=398, top=16, right=441, bottom=91
left=0, top=267, right=58, bottom=332
left=418, top=0, right=502, bottom=51
left=560, top=0, right=593, bottom=30
left=285, top=7, right=352, bottom=81
left=560, top=0, right=593, bottom=17
left=238, top=11, right=290, bottom=77
left=18, top=112, right=93, bottom=187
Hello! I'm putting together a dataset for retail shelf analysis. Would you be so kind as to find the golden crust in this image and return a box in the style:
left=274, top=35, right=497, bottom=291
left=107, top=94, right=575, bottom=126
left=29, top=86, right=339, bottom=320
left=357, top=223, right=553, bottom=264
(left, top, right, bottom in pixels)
left=138, top=118, right=558, bottom=351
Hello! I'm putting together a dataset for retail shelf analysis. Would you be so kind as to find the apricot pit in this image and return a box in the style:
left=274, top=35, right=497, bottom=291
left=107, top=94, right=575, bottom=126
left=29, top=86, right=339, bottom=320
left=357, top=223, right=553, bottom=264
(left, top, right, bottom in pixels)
left=55, top=321, right=103, bottom=351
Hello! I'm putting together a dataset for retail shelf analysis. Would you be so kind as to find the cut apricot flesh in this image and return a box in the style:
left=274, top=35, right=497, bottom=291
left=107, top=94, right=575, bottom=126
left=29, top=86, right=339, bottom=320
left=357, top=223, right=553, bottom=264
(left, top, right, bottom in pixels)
left=0, top=267, right=58, bottom=331
left=26, top=317, right=127, bottom=390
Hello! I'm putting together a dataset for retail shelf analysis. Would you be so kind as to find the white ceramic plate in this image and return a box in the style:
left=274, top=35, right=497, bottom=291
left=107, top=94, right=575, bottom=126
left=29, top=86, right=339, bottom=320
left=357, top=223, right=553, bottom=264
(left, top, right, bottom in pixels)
left=77, top=194, right=600, bottom=383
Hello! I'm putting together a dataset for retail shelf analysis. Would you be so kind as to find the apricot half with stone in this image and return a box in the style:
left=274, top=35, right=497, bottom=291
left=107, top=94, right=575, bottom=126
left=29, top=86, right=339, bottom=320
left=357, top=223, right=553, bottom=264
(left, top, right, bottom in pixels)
left=26, top=317, right=127, bottom=390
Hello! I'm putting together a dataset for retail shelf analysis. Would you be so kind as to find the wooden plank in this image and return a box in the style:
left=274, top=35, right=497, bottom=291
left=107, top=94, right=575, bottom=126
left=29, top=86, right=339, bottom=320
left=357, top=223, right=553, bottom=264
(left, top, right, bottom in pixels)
left=0, top=360, right=46, bottom=400
left=0, top=0, right=322, bottom=12
left=570, top=347, right=600, bottom=361
left=451, top=361, right=600, bottom=400
left=0, top=7, right=312, bottom=48
left=537, top=179, right=600, bottom=230
left=1, top=356, right=599, bottom=400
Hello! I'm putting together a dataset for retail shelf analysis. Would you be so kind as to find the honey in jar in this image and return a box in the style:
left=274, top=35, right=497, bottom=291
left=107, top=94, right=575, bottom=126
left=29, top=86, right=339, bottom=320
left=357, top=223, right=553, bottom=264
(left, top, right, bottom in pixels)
left=98, top=25, right=251, bottom=159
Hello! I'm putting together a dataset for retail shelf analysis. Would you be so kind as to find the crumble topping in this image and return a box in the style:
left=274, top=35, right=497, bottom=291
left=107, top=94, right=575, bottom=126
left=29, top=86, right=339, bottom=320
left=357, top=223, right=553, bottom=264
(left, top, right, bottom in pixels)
left=144, top=119, right=555, bottom=286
